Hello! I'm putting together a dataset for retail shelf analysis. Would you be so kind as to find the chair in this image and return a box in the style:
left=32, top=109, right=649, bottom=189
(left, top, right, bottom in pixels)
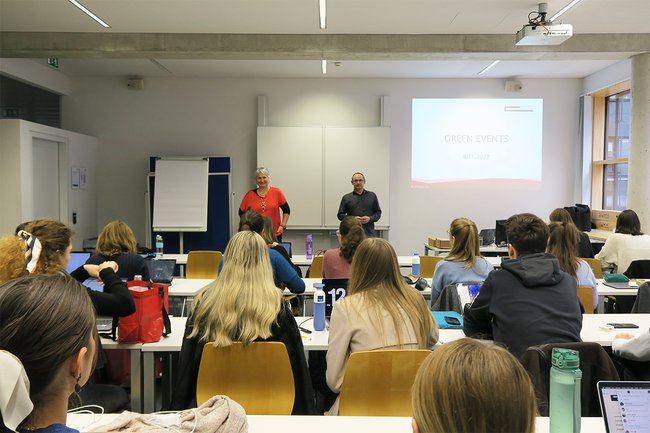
left=624, top=259, right=650, bottom=279
left=577, top=285, right=594, bottom=314
left=308, top=256, right=323, bottom=278
left=196, top=342, right=295, bottom=414
left=420, top=256, right=444, bottom=278
left=521, top=342, right=619, bottom=417
left=583, top=257, right=603, bottom=279
left=338, top=349, right=431, bottom=416
left=186, top=251, right=222, bottom=279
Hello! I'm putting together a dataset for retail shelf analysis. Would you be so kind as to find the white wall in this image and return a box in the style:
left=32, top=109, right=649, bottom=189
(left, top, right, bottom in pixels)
left=0, top=119, right=98, bottom=249
left=61, top=77, right=583, bottom=255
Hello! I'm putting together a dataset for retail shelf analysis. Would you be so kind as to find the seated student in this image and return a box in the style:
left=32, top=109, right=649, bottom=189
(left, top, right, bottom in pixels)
left=430, top=217, right=493, bottom=305
left=612, top=331, right=650, bottom=380
left=237, top=211, right=305, bottom=294
left=323, top=216, right=365, bottom=279
left=595, top=209, right=650, bottom=273
left=20, top=218, right=135, bottom=318
left=549, top=208, right=594, bottom=258
left=547, top=221, right=598, bottom=312
left=260, top=215, right=301, bottom=277
left=463, top=213, right=583, bottom=359
left=86, top=220, right=150, bottom=281
left=411, top=338, right=536, bottom=433
left=0, top=274, right=97, bottom=433
left=326, top=238, right=438, bottom=415
left=169, top=231, right=315, bottom=414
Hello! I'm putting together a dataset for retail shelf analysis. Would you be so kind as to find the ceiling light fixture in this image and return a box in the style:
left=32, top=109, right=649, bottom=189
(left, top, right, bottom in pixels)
left=68, top=0, right=110, bottom=28
left=322, top=60, right=327, bottom=75
left=319, top=0, right=327, bottom=29
left=478, top=60, right=500, bottom=76
left=549, top=0, right=584, bottom=22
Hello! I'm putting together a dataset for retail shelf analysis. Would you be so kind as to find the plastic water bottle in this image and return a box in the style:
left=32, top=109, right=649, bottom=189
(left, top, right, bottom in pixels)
left=306, top=234, right=313, bottom=260
left=313, top=283, right=326, bottom=331
left=549, top=348, right=582, bottom=433
left=155, top=234, right=164, bottom=257
left=412, top=252, right=420, bottom=276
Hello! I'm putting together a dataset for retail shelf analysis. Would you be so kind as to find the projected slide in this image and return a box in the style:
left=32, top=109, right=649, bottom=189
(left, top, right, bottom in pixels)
left=412, top=98, right=543, bottom=187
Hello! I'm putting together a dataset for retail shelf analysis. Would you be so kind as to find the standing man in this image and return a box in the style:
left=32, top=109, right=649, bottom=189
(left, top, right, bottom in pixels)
left=337, top=172, right=382, bottom=237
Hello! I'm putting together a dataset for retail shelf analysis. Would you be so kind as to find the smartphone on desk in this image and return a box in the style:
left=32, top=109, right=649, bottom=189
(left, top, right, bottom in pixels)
left=606, top=323, right=639, bottom=329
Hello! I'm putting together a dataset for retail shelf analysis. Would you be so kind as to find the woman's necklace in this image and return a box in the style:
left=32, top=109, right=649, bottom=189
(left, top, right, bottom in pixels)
left=257, top=187, right=269, bottom=198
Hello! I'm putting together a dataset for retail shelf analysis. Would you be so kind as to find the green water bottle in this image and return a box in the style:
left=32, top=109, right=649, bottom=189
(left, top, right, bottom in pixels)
left=549, top=348, right=582, bottom=433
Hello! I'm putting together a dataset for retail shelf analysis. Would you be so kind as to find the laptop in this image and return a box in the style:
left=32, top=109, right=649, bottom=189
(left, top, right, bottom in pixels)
left=66, top=251, right=91, bottom=273
left=322, top=278, right=348, bottom=318
left=82, top=278, right=104, bottom=292
left=277, top=242, right=292, bottom=258
left=603, top=282, right=639, bottom=290
left=96, top=316, right=113, bottom=332
left=457, top=283, right=483, bottom=307
left=146, top=258, right=176, bottom=284
left=597, top=381, right=650, bottom=433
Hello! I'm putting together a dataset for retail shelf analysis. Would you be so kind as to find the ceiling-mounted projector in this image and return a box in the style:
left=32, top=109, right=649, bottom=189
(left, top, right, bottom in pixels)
left=516, top=23, right=573, bottom=45
left=515, top=2, right=573, bottom=46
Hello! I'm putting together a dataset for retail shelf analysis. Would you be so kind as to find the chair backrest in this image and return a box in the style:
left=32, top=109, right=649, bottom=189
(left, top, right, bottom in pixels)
left=623, top=259, right=650, bottom=278
left=186, top=250, right=222, bottom=279
left=339, top=349, right=431, bottom=416
left=583, top=257, right=603, bottom=279
left=420, top=256, right=444, bottom=278
left=308, top=256, right=323, bottom=278
left=197, top=342, right=295, bottom=414
left=577, top=286, right=594, bottom=314
left=521, top=342, right=619, bottom=417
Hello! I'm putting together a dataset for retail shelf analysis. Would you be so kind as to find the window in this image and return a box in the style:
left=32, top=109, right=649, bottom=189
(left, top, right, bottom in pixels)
left=591, top=83, right=630, bottom=211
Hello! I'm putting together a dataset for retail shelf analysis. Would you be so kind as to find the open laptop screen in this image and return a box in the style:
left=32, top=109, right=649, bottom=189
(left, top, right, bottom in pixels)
left=598, top=381, right=650, bottom=433
left=67, top=252, right=91, bottom=274
left=322, top=278, right=348, bottom=318
left=277, top=242, right=292, bottom=258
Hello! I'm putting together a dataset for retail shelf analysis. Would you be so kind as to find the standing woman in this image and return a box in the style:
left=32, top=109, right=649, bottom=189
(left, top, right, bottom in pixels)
left=431, top=218, right=494, bottom=305
left=87, top=220, right=150, bottom=281
left=596, top=209, right=650, bottom=273
left=170, top=231, right=314, bottom=414
left=547, top=221, right=598, bottom=312
left=322, top=216, right=366, bottom=279
left=326, top=238, right=438, bottom=415
left=239, top=167, right=290, bottom=240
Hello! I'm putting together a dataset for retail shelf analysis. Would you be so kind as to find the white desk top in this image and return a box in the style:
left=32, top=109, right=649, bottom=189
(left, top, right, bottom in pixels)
left=168, top=278, right=216, bottom=296
left=67, top=414, right=605, bottom=433
left=597, top=279, right=643, bottom=297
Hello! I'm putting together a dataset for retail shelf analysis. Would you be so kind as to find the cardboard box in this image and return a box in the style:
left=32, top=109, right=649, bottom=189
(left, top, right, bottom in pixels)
left=594, top=219, right=616, bottom=231
left=428, top=237, right=451, bottom=249
left=591, top=210, right=619, bottom=223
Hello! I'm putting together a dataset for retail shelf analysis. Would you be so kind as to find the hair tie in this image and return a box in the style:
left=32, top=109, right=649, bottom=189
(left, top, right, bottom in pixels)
left=17, top=230, right=42, bottom=273
left=0, top=350, right=34, bottom=431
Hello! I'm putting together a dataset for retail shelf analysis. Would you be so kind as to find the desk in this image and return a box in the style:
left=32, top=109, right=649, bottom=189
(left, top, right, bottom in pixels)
left=596, top=279, right=641, bottom=313
left=293, top=254, right=419, bottom=268
left=168, top=278, right=216, bottom=297
left=589, top=229, right=614, bottom=242
left=424, top=243, right=509, bottom=257
left=67, top=414, right=606, bottom=433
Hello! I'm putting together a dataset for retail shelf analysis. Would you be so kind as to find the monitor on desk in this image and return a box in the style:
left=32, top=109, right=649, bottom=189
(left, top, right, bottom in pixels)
left=495, top=220, right=507, bottom=247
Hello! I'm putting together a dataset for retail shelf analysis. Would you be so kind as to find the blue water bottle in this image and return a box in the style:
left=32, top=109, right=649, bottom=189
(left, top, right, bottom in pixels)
left=412, top=252, right=420, bottom=276
left=549, top=348, right=582, bottom=433
left=306, top=234, right=313, bottom=260
left=313, top=283, right=326, bottom=331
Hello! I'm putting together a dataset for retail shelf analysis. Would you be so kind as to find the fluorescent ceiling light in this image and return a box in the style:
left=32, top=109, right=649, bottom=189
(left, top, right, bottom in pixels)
left=319, top=0, right=327, bottom=29
left=68, top=0, right=110, bottom=28
left=478, top=60, right=500, bottom=76
left=322, top=60, right=327, bottom=75
left=549, top=0, right=584, bottom=22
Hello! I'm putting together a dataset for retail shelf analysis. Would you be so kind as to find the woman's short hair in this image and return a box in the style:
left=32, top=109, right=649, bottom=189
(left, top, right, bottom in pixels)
left=238, top=211, right=265, bottom=234
left=0, top=274, right=96, bottom=407
left=95, top=220, right=138, bottom=256
left=260, top=216, right=278, bottom=245
left=188, top=231, right=281, bottom=346
left=446, top=218, right=481, bottom=267
left=0, top=236, right=29, bottom=284
left=255, top=167, right=270, bottom=177
left=338, top=216, right=365, bottom=262
left=412, top=338, right=536, bottom=433
left=616, top=209, right=643, bottom=235
left=24, top=219, right=74, bottom=274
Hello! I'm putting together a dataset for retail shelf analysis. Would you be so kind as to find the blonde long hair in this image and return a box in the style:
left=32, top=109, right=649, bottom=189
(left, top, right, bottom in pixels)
left=346, top=238, right=435, bottom=348
left=412, top=338, right=537, bottom=433
left=188, top=231, right=281, bottom=346
left=445, top=217, right=481, bottom=268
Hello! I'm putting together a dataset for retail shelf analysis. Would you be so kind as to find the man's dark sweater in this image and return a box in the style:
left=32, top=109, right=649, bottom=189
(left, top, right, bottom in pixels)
left=463, top=252, right=583, bottom=358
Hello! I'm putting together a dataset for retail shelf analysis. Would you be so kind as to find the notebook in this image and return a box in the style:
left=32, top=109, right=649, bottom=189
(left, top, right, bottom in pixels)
left=146, top=258, right=176, bottom=284
left=322, top=278, right=348, bottom=318
left=66, top=251, right=91, bottom=273
left=597, top=381, right=650, bottom=433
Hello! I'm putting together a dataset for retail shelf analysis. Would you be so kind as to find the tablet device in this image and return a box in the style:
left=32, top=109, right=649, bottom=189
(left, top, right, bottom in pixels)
left=597, top=381, right=650, bottom=433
